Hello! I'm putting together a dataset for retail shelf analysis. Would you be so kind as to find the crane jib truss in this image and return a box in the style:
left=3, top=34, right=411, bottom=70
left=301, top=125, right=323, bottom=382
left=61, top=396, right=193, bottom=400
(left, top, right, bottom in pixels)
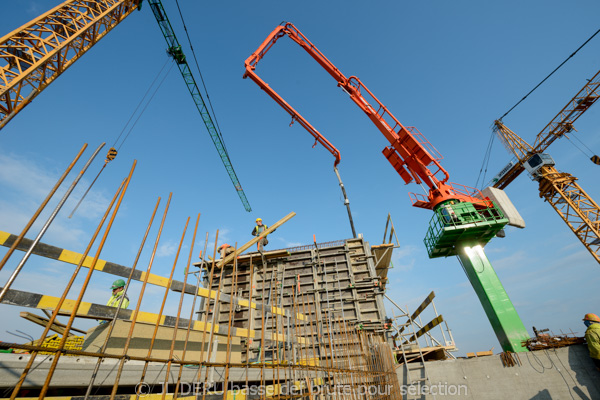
left=494, top=121, right=600, bottom=263
left=492, top=69, right=600, bottom=190
left=492, top=68, right=600, bottom=263
left=0, top=0, right=141, bottom=129
left=0, top=0, right=251, bottom=211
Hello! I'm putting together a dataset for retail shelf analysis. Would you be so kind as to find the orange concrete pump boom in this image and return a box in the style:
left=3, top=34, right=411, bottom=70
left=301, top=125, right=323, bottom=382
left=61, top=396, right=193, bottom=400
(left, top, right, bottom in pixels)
left=244, top=22, right=488, bottom=211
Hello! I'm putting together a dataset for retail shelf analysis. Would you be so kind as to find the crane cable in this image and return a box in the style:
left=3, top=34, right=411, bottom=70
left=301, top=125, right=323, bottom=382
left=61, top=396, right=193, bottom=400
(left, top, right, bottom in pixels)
left=474, top=128, right=496, bottom=189
left=172, top=0, right=230, bottom=158
left=565, top=131, right=600, bottom=164
left=498, top=27, right=600, bottom=121
left=68, top=59, right=174, bottom=218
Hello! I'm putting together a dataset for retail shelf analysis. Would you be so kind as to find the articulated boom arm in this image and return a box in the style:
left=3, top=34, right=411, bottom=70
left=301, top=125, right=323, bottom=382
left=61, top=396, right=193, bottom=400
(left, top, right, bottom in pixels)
left=245, top=22, right=485, bottom=210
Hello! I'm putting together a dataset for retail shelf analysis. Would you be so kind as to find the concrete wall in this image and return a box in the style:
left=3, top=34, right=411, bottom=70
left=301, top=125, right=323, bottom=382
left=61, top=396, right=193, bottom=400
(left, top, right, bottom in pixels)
left=396, top=345, right=600, bottom=399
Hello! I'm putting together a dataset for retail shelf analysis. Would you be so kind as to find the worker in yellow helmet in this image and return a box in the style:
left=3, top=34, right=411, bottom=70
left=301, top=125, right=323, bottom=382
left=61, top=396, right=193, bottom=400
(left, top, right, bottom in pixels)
left=583, top=313, right=600, bottom=371
left=252, top=218, right=275, bottom=252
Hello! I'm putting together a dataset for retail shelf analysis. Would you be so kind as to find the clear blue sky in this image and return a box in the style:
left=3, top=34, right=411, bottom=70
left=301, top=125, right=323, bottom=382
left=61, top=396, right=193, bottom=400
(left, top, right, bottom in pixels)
left=1, top=0, right=599, bottom=356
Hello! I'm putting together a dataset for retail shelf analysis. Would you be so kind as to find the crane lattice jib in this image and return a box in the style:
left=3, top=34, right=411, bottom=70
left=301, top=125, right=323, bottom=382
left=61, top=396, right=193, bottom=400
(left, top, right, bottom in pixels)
left=534, top=69, right=600, bottom=150
left=0, top=0, right=141, bottom=130
left=492, top=68, right=600, bottom=190
left=146, top=0, right=252, bottom=211
left=245, top=22, right=484, bottom=210
left=537, top=165, right=600, bottom=263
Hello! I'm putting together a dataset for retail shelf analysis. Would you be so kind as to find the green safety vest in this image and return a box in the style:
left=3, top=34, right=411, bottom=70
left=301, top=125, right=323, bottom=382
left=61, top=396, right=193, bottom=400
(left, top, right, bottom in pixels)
left=107, top=292, right=130, bottom=309
left=586, top=323, right=600, bottom=360
left=255, top=225, right=268, bottom=235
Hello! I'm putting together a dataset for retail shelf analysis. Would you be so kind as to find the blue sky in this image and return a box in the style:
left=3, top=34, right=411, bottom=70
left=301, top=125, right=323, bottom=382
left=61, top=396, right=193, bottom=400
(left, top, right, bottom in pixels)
left=1, top=0, right=599, bottom=356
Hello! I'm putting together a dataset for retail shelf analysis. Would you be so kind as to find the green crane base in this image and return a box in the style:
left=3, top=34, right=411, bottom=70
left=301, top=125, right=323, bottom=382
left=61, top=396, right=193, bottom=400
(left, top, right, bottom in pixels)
left=457, top=244, right=530, bottom=353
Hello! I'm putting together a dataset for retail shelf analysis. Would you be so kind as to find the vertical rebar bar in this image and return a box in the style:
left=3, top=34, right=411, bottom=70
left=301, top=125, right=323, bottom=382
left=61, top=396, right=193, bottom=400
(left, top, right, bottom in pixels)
left=221, top=242, right=238, bottom=399
left=37, top=159, right=136, bottom=399
left=84, top=196, right=161, bottom=400
left=0, top=142, right=105, bottom=302
left=0, top=143, right=87, bottom=273
left=162, top=213, right=200, bottom=400
left=109, top=193, right=173, bottom=400
left=173, top=231, right=209, bottom=400
left=9, top=174, right=126, bottom=400
left=136, top=216, right=190, bottom=397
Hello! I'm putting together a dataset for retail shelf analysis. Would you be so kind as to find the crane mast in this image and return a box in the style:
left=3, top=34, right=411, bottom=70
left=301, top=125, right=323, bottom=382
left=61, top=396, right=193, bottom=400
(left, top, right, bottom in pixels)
left=0, top=0, right=252, bottom=211
left=245, top=22, right=530, bottom=352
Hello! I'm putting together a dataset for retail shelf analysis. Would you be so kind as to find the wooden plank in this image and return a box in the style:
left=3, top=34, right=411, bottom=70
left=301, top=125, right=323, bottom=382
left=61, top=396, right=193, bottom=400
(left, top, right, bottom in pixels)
left=217, top=212, right=296, bottom=268
left=20, top=311, right=86, bottom=336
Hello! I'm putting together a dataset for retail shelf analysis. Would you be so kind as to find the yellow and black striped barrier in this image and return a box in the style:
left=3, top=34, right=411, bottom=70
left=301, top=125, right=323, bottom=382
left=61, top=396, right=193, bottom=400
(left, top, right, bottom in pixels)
left=0, top=230, right=305, bottom=321
left=0, top=287, right=308, bottom=344
left=402, top=315, right=444, bottom=345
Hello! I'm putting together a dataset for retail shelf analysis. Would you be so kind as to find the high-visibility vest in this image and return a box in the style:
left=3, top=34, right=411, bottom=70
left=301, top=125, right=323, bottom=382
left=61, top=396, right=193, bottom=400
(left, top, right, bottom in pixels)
left=107, top=292, right=129, bottom=309
left=255, top=225, right=268, bottom=234
left=586, top=323, right=600, bottom=360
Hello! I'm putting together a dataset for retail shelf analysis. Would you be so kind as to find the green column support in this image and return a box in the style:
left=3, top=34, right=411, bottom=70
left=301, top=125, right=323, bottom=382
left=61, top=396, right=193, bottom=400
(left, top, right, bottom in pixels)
left=457, top=244, right=530, bottom=353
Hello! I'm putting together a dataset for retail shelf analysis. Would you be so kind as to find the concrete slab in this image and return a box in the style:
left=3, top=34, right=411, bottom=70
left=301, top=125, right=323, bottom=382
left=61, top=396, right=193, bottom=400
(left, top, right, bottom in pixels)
left=396, top=345, right=600, bottom=399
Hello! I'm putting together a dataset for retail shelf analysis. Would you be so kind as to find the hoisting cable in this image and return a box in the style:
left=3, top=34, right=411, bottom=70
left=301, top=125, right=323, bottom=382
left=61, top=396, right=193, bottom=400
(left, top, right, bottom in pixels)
left=498, top=27, right=600, bottom=121
left=112, top=57, right=171, bottom=149
left=172, top=0, right=230, bottom=158
left=565, top=131, right=600, bottom=164
left=68, top=60, right=174, bottom=218
left=474, top=127, right=496, bottom=189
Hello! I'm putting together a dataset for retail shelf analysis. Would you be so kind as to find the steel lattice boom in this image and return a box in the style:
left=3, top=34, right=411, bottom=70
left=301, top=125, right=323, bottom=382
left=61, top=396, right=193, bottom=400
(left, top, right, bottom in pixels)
left=492, top=69, right=600, bottom=263
left=537, top=165, right=600, bottom=263
left=0, top=0, right=251, bottom=211
left=0, top=0, right=141, bottom=129
left=492, top=69, right=600, bottom=189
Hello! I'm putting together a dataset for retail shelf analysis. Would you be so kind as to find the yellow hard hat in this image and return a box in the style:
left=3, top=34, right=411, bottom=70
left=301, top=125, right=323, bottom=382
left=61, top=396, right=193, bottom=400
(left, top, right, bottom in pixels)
left=256, top=218, right=262, bottom=222
left=583, top=313, right=600, bottom=322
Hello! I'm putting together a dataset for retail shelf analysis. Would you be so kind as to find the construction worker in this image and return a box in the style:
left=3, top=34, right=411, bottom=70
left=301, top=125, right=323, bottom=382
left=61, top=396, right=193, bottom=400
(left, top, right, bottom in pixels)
left=217, top=243, right=235, bottom=259
left=583, top=313, right=600, bottom=371
left=252, top=218, right=274, bottom=252
left=107, top=279, right=130, bottom=309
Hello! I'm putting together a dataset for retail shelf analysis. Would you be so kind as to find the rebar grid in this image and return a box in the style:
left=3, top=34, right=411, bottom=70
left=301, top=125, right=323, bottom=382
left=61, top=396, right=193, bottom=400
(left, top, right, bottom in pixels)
left=1, top=170, right=399, bottom=399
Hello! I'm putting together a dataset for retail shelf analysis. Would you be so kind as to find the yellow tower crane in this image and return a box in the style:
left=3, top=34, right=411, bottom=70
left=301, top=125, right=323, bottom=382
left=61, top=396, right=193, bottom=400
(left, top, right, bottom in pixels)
left=0, top=0, right=252, bottom=211
left=492, top=68, right=600, bottom=262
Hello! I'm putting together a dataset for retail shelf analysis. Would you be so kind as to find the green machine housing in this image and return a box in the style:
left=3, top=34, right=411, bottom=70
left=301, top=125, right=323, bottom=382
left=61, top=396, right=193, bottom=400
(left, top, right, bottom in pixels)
left=424, top=200, right=508, bottom=258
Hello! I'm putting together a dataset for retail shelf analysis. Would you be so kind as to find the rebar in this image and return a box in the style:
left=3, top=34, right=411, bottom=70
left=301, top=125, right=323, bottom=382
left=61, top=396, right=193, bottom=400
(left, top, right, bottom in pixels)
left=8, top=170, right=127, bottom=400
left=0, top=143, right=87, bottom=273
left=0, top=142, right=105, bottom=302
left=37, top=159, right=137, bottom=399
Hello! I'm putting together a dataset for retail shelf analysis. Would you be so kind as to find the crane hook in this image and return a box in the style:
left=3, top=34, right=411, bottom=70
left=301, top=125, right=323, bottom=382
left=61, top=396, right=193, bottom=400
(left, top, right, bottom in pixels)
left=105, top=147, right=118, bottom=163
